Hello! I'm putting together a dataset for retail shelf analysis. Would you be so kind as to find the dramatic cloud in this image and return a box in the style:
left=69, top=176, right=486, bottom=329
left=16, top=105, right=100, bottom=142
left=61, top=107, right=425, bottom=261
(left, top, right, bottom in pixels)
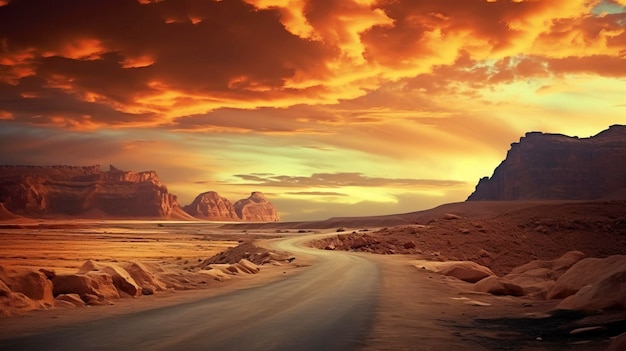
left=1, top=0, right=624, bottom=220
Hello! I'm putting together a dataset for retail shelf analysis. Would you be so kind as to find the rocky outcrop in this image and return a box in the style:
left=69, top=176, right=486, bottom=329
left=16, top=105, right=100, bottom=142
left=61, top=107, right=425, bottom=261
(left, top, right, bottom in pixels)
left=184, top=191, right=280, bottom=222
left=0, top=164, right=181, bottom=218
left=547, top=255, right=626, bottom=311
left=183, top=191, right=239, bottom=221
left=0, top=266, right=54, bottom=315
left=503, top=251, right=586, bottom=299
left=78, top=260, right=142, bottom=297
left=234, top=192, right=280, bottom=222
left=51, top=272, right=121, bottom=301
left=468, top=124, right=626, bottom=201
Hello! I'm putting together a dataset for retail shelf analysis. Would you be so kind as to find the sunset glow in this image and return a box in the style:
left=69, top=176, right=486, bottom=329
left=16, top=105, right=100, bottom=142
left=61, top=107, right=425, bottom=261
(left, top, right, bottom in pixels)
left=1, top=0, right=625, bottom=220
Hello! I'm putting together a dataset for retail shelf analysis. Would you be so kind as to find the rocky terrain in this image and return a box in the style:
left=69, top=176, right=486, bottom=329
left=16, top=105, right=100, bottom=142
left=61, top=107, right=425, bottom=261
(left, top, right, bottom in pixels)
left=0, top=165, right=186, bottom=219
left=0, top=237, right=292, bottom=317
left=311, top=201, right=626, bottom=275
left=468, top=124, right=626, bottom=201
left=309, top=200, right=626, bottom=349
left=183, top=191, right=279, bottom=222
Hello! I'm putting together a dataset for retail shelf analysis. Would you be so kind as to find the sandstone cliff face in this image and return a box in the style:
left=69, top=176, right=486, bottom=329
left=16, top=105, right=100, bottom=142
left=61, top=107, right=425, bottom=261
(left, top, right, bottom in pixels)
left=183, top=191, right=280, bottom=222
left=0, top=165, right=179, bottom=218
left=183, top=191, right=239, bottom=221
left=468, top=124, right=626, bottom=201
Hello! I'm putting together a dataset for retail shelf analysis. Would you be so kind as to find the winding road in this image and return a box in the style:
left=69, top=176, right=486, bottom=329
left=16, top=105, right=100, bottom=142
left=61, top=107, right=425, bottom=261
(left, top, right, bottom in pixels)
left=0, top=235, right=381, bottom=351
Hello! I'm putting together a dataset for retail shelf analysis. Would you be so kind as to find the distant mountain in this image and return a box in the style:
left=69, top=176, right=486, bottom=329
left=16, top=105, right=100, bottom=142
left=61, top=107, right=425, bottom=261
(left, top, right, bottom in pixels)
left=234, top=192, right=280, bottom=222
left=183, top=191, right=279, bottom=222
left=467, top=124, right=626, bottom=201
left=0, top=164, right=189, bottom=219
left=183, top=191, right=239, bottom=221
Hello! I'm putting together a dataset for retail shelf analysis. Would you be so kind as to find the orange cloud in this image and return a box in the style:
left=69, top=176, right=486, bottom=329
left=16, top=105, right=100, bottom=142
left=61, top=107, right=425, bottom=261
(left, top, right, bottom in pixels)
left=1, top=0, right=622, bottom=131
left=41, top=38, right=106, bottom=60
left=121, top=55, right=155, bottom=68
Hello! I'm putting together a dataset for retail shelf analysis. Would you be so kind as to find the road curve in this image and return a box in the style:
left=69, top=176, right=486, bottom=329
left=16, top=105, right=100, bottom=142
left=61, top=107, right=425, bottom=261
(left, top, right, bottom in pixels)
left=0, top=234, right=381, bottom=351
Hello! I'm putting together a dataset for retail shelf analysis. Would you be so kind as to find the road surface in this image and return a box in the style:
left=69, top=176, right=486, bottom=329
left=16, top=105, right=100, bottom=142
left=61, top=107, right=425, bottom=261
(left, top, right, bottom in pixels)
left=0, top=234, right=381, bottom=351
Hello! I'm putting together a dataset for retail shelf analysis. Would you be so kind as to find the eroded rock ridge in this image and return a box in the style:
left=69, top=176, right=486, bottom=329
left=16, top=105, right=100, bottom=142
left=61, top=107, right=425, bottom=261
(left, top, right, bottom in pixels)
left=468, top=124, right=626, bottom=201
left=184, top=191, right=279, bottom=222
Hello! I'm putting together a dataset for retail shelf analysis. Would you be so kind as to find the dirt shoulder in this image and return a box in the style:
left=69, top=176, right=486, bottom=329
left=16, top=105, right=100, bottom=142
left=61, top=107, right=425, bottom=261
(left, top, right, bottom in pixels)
left=361, top=253, right=621, bottom=351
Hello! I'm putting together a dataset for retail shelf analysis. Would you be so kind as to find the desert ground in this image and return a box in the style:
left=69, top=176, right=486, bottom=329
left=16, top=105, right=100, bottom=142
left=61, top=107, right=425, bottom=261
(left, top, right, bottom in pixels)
left=1, top=200, right=625, bottom=350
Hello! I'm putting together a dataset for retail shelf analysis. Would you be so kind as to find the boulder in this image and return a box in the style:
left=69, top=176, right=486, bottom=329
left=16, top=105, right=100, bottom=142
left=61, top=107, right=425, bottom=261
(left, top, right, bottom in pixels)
left=237, top=259, right=260, bottom=274
left=52, top=272, right=120, bottom=300
left=141, top=287, right=154, bottom=295
left=504, top=251, right=586, bottom=298
left=208, top=264, right=239, bottom=276
left=547, top=255, right=626, bottom=300
left=198, top=269, right=231, bottom=282
left=556, top=267, right=626, bottom=311
left=509, top=251, right=585, bottom=277
left=0, top=292, right=38, bottom=316
left=438, top=262, right=494, bottom=283
left=413, top=260, right=495, bottom=283
left=55, top=293, right=85, bottom=307
left=78, top=260, right=141, bottom=297
left=474, top=276, right=524, bottom=296
left=551, top=251, right=587, bottom=271
left=120, top=261, right=168, bottom=292
left=81, top=293, right=113, bottom=306
left=0, top=266, right=54, bottom=306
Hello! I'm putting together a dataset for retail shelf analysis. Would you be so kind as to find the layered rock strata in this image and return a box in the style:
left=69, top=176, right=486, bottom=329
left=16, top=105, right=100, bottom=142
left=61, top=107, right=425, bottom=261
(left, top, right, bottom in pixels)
left=0, top=164, right=179, bottom=218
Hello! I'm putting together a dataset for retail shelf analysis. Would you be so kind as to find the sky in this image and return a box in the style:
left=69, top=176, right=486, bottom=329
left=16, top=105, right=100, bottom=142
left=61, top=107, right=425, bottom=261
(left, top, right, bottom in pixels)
left=0, top=0, right=625, bottom=221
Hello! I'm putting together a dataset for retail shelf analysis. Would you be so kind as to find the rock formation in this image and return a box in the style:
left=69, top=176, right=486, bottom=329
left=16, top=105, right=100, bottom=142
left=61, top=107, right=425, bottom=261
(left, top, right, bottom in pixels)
left=183, top=191, right=280, bottom=222
left=183, top=191, right=239, bottom=221
left=0, top=164, right=182, bottom=218
left=233, top=192, right=280, bottom=222
left=467, top=124, right=626, bottom=201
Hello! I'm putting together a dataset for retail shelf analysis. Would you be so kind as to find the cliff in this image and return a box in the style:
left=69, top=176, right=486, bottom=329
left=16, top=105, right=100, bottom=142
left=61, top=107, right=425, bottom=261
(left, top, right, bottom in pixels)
left=0, top=165, right=180, bottom=218
left=467, top=124, right=626, bottom=201
left=183, top=191, right=280, bottom=222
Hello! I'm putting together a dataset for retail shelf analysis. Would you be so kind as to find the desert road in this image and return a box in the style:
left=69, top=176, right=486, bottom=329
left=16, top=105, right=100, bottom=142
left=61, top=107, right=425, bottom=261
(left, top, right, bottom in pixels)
left=0, top=235, right=381, bottom=351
